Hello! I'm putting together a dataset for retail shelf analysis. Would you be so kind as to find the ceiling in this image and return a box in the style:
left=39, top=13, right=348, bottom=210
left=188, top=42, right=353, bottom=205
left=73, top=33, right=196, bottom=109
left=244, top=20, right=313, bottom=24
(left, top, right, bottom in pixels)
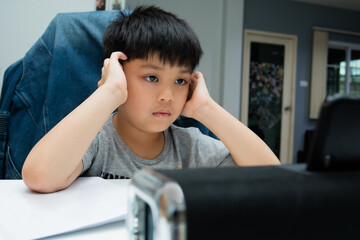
left=293, top=0, right=360, bottom=12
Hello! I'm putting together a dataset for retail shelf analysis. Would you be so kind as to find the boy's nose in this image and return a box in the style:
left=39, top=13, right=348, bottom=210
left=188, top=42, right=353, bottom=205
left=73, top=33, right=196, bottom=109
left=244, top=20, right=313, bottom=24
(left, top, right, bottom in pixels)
left=157, top=86, right=174, bottom=102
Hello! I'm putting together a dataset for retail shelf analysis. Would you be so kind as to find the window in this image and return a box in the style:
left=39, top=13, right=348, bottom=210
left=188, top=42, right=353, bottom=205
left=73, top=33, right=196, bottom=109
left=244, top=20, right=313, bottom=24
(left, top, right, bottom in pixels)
left=310, top=29, right=360, bottom=119
left=327, top=43, right=360, bottom=97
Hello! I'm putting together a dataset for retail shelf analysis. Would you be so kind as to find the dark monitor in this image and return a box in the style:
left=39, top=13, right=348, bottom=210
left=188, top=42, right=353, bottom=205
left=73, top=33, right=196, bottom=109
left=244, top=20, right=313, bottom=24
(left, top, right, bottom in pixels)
left=307, top=95, right=360, bottom=171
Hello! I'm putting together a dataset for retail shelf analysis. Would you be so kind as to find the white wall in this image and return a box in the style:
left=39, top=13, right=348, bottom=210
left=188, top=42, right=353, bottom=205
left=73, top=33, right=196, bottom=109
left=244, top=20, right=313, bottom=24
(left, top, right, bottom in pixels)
left=221, top=0, right=244, bottom=118
left=0, top=0, right=243, bottom=118
left=0, top=0, right=94, bottom=90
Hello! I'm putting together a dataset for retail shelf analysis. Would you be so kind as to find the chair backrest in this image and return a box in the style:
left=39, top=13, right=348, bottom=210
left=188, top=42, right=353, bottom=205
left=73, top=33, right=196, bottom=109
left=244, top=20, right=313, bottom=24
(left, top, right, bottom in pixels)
left=0, top=11, right=115, bottom=179
left=307, top=95, right=360, bottom=171
left=0, top=10, right=215, bottom=179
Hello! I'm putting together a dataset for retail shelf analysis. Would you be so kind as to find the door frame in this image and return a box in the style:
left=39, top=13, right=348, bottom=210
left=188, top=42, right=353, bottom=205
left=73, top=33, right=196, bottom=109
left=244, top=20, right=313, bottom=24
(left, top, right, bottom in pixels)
left=241, top=29, right=297, bottom=164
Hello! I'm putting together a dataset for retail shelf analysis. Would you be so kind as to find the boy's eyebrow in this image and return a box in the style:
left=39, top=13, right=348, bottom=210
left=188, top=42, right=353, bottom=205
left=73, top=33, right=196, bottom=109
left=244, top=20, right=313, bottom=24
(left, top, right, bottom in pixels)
left=140, top=64, right=192, bottom=74
left=140, top=64, right=162, bottom=70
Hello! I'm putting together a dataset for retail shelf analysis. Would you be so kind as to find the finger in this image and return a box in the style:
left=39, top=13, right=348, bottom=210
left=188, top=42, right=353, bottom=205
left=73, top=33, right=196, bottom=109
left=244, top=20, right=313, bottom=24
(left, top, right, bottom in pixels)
left=97, top=79, right=104, bottom=88
left=192, top=71, right=205, bottom=86
left=193, top=71, right=204, bottom=80
left=192, top=71, right=199, bottom=78
left=191, top=72, right=199, bottom=83
left=191, top=74, right=199, bottom=86
left=103, top=58, right=110, bottom=67
left=110, top=51, right=128, bottom=61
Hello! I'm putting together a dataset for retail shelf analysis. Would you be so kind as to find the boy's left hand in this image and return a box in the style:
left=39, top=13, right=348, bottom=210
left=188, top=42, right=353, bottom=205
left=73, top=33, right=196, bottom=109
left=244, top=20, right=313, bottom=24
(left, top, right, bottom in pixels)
left=181, top=71, right=213, bottom=120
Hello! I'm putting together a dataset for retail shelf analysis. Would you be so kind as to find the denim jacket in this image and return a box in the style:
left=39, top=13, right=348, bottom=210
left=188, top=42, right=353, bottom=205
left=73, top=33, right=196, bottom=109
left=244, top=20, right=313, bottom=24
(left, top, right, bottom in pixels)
left=0, top=11, right=216, bottom=179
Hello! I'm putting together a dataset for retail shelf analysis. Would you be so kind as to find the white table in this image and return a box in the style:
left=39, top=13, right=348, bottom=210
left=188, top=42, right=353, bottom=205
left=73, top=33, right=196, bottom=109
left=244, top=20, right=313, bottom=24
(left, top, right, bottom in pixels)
left=47, top=219, right=127, bottom=240
left=0, top=179, right=130, bottom=240
left=48, top=179, right=130, bottom=240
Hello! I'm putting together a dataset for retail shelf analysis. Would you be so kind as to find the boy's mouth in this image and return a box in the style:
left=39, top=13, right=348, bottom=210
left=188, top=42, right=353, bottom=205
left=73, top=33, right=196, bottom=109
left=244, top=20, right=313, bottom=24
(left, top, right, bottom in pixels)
left=153, top=110, right=171, bottom=118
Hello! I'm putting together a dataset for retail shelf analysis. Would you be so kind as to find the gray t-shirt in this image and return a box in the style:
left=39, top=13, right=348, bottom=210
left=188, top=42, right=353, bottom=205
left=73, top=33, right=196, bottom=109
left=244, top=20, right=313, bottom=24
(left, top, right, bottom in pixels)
left=81, top=114, right=237, bottom=179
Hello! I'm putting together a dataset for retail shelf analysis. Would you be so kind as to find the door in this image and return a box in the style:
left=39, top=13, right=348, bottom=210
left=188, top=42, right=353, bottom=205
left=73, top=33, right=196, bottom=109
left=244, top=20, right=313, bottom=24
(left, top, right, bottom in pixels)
left=242, top=30, right=297, bottom=164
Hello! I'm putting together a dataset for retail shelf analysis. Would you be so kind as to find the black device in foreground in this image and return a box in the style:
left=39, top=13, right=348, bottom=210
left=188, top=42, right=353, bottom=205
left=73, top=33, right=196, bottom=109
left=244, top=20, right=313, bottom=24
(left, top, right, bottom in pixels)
left=127, top=96, right=360, bottom=240
left=127, top=166, right=360, bottom=240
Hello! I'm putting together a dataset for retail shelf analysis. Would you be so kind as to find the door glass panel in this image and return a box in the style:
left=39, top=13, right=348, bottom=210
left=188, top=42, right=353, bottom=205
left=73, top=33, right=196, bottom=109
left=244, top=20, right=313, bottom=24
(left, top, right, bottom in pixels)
left=327, top=48, right=346, bottom=96
left=248, top=42, right=284, bottom=158
left=350, top=50, right=360, bottom=95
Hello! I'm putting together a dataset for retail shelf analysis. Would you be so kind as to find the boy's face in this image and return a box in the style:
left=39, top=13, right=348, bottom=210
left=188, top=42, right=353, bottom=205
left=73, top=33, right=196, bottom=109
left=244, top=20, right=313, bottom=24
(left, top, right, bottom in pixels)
left=118, top=55, right=192, bottom=133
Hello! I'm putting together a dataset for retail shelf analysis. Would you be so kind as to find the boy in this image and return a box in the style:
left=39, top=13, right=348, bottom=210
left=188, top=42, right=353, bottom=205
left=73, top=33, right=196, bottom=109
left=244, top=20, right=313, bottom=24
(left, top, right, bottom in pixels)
left=22, top=6, right=279, bottom=193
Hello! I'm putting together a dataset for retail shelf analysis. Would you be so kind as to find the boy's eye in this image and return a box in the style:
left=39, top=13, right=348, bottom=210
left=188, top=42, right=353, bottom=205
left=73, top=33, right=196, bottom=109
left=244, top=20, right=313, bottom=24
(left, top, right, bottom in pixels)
left=145, top=75, right=158, bottom=82
left=176, top=79, right=187, bottom=85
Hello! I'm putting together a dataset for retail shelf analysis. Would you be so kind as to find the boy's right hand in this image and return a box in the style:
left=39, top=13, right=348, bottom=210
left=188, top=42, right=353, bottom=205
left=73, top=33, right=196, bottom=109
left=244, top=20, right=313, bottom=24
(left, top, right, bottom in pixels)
left=97, top=52, right=128, bottom=106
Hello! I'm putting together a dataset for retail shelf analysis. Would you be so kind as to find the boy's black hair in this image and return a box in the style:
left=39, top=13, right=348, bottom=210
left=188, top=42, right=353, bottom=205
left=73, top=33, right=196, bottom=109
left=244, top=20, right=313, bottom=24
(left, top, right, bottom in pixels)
left=103, top=5, right=203, bottom=71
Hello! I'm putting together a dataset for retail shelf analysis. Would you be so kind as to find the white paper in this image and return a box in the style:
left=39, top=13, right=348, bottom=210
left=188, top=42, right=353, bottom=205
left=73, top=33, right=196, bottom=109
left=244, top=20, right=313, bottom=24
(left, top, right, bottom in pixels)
left=0, top=177, right=128, bottom=240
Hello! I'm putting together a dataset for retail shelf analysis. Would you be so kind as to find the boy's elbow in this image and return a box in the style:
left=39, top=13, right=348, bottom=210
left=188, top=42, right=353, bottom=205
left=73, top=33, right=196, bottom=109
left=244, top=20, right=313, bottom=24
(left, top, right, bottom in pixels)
left=272, top=159, right=281, bottom=165
left=22, top=173, right=48, bottom=193
left=22, top=160, right=59, bottom=193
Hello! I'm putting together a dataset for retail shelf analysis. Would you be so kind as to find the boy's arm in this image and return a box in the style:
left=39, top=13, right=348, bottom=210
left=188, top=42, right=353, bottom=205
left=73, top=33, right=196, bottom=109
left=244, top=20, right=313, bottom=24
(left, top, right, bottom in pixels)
left=182, top=72, right=280, bottom=166
left=22, top=52, right=128, bottom=193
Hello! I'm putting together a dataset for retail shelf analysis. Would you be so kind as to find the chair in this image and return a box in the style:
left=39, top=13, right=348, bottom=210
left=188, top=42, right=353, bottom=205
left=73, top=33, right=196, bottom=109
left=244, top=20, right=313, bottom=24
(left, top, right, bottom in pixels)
left=307, top=95, right=360, bottom=171
left=0, top=10, right=214, bottom=179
